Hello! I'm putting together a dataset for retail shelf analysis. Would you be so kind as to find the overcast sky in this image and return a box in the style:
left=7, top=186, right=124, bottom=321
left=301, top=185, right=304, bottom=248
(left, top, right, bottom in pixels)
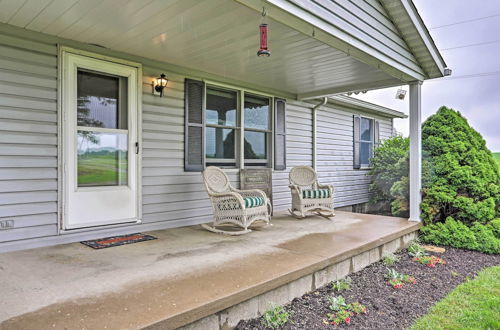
left=353, top=0, right=500, bottom=152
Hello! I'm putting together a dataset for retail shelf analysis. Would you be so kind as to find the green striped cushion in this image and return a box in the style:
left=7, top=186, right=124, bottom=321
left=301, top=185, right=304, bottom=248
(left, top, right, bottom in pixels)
left=244, top=196, right=264, bottom=208
left=302, top=189, right=331, bottom=199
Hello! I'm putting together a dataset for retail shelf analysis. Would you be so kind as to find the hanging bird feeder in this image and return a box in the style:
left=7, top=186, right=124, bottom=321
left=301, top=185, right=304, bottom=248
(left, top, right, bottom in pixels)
left=257, top=9, right=271, bottom=57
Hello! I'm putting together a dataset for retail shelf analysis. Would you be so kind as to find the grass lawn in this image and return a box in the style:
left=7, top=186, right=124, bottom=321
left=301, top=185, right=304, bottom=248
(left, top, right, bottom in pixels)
left=78, top=153, right=128, bottom=186
left=493, top=152, right=500, bottom=167
left=411, top=266, right=500, bottom=330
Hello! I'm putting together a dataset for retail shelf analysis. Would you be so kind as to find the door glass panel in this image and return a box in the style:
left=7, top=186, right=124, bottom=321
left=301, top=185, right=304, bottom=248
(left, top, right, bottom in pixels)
left=206, top=87, right=237, bottom=126
left=244, top=131, right=267, bottom=159
left=244, top=95, right=269, bottom=130
left=77, top=70, right=128, bottom=129
left=77, top=131, right=128, bottom=187
left=205, top=127, right=235, bottom=160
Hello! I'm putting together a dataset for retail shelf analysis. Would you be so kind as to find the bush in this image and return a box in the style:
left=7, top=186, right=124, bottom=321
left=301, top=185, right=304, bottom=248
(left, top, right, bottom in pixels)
left=488, top=218, right=500, bottom=238
left=369, top=136, right=409, bottom=208
left=420, top=217, right=500, bottom=254
left=370, top=107, right=500, bottom=223
left=421, top=107, right=500, bottom=225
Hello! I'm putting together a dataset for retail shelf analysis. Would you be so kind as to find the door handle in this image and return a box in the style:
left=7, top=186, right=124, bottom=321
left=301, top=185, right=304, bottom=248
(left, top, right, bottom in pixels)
left=135, top=142, right=140, bottom=154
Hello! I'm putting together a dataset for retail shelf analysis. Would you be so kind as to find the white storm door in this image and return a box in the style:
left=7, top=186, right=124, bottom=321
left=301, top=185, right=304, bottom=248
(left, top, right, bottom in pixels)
left=63, top=52, right=139, bottom=229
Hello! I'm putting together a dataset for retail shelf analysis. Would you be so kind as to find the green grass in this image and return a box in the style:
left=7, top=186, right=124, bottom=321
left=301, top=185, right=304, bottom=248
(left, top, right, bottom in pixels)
left=78, top=153, right=127, bottom=186
left=411, top=266, right=500, bottom=330
left=493, top=152, right=500, bottom=167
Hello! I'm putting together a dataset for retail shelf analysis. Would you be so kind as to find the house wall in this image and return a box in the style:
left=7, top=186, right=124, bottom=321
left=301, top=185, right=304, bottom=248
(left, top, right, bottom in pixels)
left=0, top=28, right=393, bottom=250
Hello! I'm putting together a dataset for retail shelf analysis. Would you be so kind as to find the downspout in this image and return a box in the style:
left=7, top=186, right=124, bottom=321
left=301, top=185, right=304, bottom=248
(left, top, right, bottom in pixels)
left=312, top=97, right=328, bottom=170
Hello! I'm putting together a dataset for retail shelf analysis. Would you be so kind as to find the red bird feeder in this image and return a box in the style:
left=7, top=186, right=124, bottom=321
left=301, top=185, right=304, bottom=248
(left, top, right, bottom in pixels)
left=257, top=23, right=271, bottom=57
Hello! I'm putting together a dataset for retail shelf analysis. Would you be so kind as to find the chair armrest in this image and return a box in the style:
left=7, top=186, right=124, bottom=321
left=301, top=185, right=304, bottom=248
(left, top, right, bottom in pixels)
left=209, top=191, right=246, bottom=208
left=317, top=182, right=334, bottom=194
left=288, top=184, right=303, bottom=198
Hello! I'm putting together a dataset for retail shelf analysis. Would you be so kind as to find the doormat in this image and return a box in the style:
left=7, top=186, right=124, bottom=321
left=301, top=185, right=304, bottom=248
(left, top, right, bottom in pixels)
left=81, top=233, right=157, bottom=249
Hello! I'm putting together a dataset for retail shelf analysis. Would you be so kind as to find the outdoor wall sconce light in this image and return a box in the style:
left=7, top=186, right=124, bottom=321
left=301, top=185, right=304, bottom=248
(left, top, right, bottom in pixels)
left=153, top=73, right=168, bottom=97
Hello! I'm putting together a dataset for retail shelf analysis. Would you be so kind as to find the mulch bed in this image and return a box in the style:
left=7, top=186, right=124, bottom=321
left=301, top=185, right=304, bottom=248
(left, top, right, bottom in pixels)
left=235, top=247, right=500, bottom=330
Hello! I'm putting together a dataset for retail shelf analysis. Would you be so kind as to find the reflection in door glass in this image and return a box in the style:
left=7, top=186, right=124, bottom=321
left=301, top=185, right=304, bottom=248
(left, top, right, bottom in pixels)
left=77, top=131, right=128, bottom=187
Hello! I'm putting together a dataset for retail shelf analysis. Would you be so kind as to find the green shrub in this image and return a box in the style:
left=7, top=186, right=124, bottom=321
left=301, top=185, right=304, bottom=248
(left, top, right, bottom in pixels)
left=368, top=136, right=409, bottom=213
left=370, top=107, right=500, bottom=224
left=421, top=107, right=500, bottom=225
left=382, top=253, right=400, bottom=265
left=331, top=277, right=351, bottom=291
left=420, top=217, right=500, bottom=254
left=471, top=222, right=500, bottom=254
left=488, top=218, right=500, bottom=238
left=261, top=304, right=290, bottom=329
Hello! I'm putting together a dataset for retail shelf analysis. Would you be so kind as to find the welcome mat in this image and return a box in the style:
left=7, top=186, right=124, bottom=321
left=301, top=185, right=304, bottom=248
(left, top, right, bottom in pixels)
left=81, top=233, right=157, bottom=249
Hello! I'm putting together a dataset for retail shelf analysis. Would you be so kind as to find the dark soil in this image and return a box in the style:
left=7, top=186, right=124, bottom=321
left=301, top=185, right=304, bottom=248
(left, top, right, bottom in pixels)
left=235, top=247, right=500, bottom=330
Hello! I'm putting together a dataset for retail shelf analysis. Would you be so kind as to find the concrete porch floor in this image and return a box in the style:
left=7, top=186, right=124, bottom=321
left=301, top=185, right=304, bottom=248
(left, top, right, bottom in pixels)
left=0, top=211, right=420, bottom=330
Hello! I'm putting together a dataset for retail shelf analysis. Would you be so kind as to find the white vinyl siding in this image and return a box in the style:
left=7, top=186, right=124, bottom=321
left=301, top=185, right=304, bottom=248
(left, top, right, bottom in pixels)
left=271, top=101, right=393, bottom=211
left=0, top=34, right=58, bottom=242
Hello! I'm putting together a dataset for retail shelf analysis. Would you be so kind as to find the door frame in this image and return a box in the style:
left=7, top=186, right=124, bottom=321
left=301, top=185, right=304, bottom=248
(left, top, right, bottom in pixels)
left=57, top=46, right=143, bottom=233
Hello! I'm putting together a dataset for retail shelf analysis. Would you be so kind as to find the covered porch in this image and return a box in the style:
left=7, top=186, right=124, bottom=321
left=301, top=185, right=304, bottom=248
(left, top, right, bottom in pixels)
left=0, top=211, right=420, bottom=329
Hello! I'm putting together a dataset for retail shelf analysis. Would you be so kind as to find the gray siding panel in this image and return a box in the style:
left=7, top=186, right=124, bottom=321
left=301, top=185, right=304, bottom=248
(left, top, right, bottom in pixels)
left=0, top=35, right=58, bottom=241
left=316, top=105, right=392, bottom=207
left=272, top=101, right=393, bottom=211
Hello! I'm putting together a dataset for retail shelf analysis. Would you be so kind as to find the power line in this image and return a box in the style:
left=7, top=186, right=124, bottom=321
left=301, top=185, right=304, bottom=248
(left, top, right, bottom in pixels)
left=429, top=13, right=500, bottom=29
left=439, top=39, right=500, bottom=51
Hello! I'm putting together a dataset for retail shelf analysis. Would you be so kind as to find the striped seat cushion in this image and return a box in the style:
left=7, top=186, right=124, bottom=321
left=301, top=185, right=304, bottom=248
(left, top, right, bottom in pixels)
left=244, top=196, right=265, bottom=208
left=302, top=189, right=331, bottom=199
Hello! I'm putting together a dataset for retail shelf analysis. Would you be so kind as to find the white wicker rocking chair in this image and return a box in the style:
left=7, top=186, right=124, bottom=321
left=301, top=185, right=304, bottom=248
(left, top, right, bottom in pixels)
left=202, top=166, right=272, bottom=235
left=288, top=166, right=335, bottom=219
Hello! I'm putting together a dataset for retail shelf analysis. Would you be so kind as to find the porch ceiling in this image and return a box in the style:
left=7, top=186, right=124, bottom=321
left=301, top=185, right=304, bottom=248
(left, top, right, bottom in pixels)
left=0, top=0, right=402, bottom=98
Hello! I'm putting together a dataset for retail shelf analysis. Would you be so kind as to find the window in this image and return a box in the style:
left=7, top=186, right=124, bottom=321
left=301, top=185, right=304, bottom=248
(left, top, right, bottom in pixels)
left=353, top=116, right=379, bottom=169
left=185, top=79, right=286, bottom=171
left=244, top=94, right=271, bottom=166
left=205, top=87, right=237, bottom=166
left=204, top=86, right=271, bottom=168
left=359, top=117, right=373, bottom=166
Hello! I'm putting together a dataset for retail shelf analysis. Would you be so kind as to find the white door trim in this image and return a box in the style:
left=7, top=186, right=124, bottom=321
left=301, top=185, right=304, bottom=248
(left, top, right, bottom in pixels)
left=58, top=46, right=143, bottom=231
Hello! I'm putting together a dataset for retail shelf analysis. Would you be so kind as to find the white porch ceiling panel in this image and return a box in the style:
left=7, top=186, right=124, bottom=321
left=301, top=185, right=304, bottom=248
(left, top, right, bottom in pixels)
left=0, top=0, right=401, bottom=97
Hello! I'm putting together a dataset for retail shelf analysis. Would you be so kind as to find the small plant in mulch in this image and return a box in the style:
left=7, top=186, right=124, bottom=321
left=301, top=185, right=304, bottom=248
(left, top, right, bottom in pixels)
left=261, top=304, right=290, bottom=329
left=384, top=268, right=417, bottom=289
left=382, top=253, right=400, bottom=265
left=413, top=255, right=446, bottom=268
left=323, top=295, right=367, bottom=326
left=331, top=277, right=352, bottom=291
left=408, top=242, right=428, bottom=257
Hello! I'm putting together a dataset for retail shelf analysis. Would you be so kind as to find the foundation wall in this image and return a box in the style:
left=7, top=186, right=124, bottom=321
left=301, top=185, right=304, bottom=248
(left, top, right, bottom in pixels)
left=177, top=231, right=418, bottom=330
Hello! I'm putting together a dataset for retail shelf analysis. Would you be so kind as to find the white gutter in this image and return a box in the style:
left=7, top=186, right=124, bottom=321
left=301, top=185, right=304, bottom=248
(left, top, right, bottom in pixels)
left=312, top=97, right=328, bottom=170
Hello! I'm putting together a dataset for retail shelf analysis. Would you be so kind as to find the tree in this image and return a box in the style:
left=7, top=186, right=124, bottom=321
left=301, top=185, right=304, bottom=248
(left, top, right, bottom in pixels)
left=368, top=136, right=409, bottom=214
left=369, top=106, right=500, bottom=224
left=420, top=106, right=499, bottom=224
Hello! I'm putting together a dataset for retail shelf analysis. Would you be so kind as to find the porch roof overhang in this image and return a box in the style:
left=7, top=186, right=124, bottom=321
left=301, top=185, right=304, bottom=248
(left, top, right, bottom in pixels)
left=328, top=95, right=407, bottom=119
left=0, top=0, right=446, bottom=100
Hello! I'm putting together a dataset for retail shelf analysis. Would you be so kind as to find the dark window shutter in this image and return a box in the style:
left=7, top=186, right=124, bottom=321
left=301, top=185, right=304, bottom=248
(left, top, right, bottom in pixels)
left=374, top=120, right=380, bottom=146
left=274, top=98, right=286, bottom=170
left=184, top=79, right=205, bottom=172
left=353, top=115, right=360, bottom=169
